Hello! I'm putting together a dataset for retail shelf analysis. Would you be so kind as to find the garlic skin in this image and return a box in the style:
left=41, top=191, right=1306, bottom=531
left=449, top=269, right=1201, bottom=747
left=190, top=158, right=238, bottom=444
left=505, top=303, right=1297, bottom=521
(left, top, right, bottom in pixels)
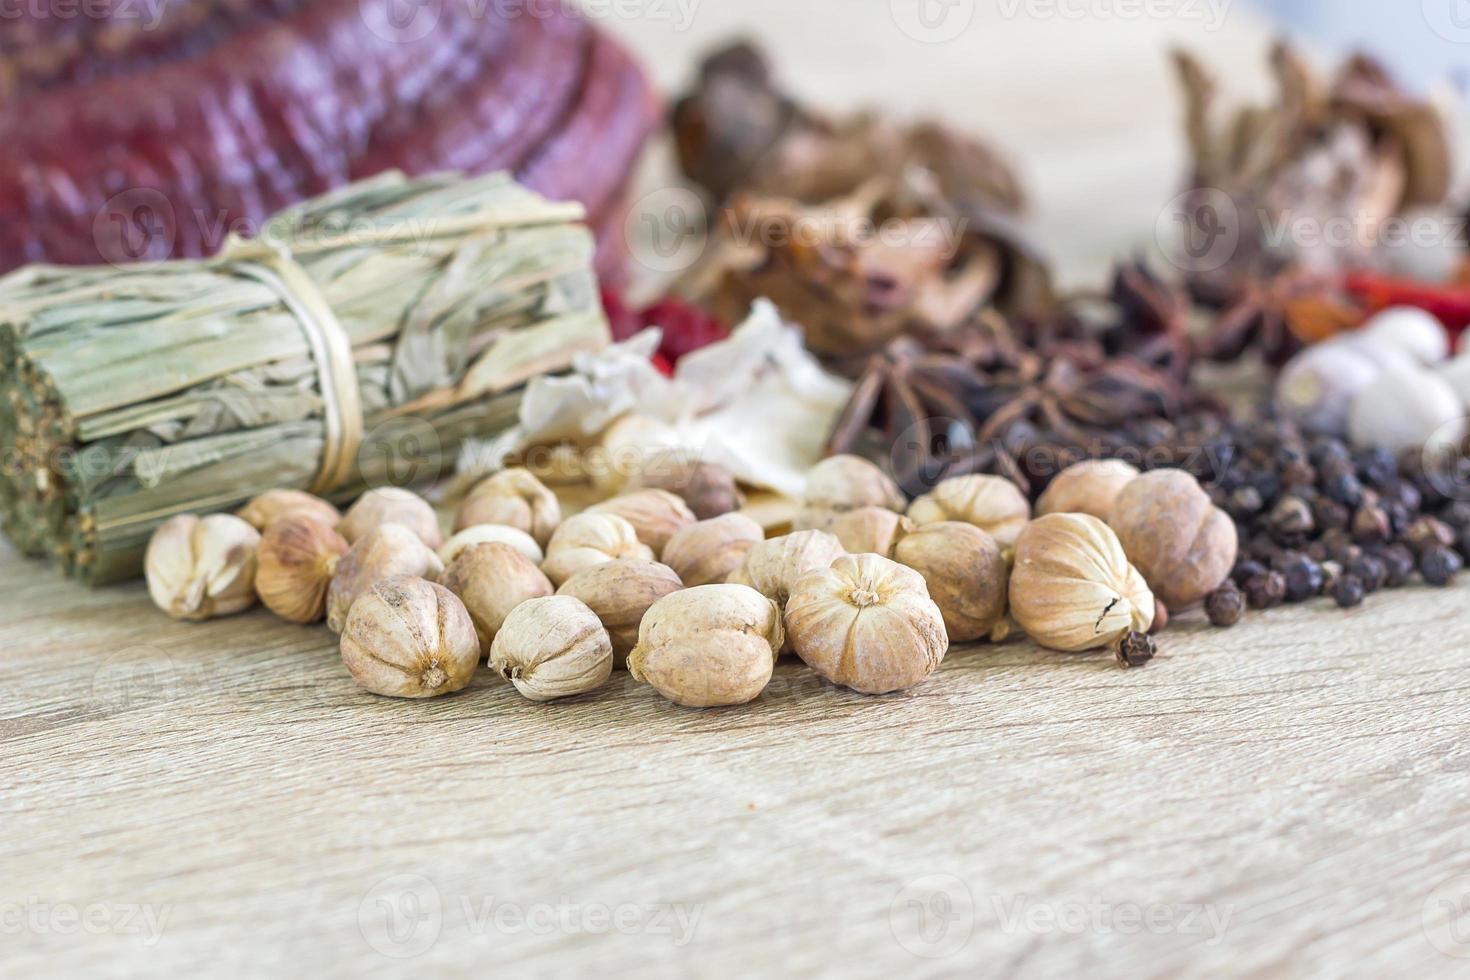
left=326, top=523, right=445, bottom=633
left=1010, top=514, right=1153, bottom=652
left=438, top=524, right=544, bottom=566
left=1036, top=460, right=1140, bottom=521
left=1360, top=306, right=1449, bottom=367
left=784, top=554, right=948, bottom=694
left=587, top=489, right=697, bottom=557
left=893, top=522, right=1007, bottom=643
left=340, top=576, right=480, bottom=698
left=338, top=487, right=443, bottom=549
left=628, top=585, right=783, bottom=708
left=556, top=559, right=684, bottom=666
left=830, top=506, right=913, bottom=556
left=728, top=529, right=846, bottom=607
left=541, top=513, right=656, bottom=587
left=237, top=489, right=341, bottom=533
left=254, top=516, right=349, bottom=624
left=792, top=455, right=904, bottom=530
left=1108, top=469, right=1236, bottom=609
left=489, top=596, right=614, bottom=702
left=439, top=543, right=554, bottom=652
left=1274, top=338, right=1408, bottom=436
left=907, top=475, right=1030, bottom=547
left=626, top=449, right=745, bottom=519
left=145, top=514, right=261, bottom=622
left=661, top=513, right=765, bottom=587
left=1349, top=363, right=1467, bottom=454
left=454, top=468, right=561, bottom=544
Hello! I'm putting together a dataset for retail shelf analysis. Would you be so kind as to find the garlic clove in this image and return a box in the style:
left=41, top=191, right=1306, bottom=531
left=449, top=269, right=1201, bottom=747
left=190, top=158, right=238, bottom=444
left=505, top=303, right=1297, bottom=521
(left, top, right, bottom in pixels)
left=1348, top=362, right=1467, bottom=454
left=339, top=576, right=480, bottom=698
left=1360, top=305, right=1450, bottom=367
left=145, top=514, right=261, bottom=622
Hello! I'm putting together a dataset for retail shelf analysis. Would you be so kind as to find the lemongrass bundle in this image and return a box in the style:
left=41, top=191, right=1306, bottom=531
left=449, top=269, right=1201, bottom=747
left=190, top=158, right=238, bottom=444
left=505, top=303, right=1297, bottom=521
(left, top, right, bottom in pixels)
left=0, top=171, right=608, bottom=584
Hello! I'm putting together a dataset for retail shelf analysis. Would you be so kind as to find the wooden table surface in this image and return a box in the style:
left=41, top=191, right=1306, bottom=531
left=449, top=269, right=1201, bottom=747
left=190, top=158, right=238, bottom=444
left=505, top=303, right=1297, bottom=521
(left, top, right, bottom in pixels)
left=7, top=2, right=1470, bottom=977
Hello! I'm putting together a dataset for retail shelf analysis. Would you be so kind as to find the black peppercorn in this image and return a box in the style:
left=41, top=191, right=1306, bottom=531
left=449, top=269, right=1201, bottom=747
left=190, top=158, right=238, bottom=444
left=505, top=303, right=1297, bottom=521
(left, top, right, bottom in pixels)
left=1347, top=554, right=1388, bottom=594
left=1459, top=527, right=1470, bottom=563
left=1281, top=555, right=1325, bottom=602
left=1231, top=558, right=1267, bottom=586
left=1331, top=575, right=1366, bottom=608
left=1441, top=500, right=1470, bottom=531
left=1268, top=495, right=1314, bottom=543
left=1310, top=495, right=1350, bottom=533
left=1420, top=546, right=1463, bottom=587
left=1386, top=479, right=1422, bottom=516
left=1354, top=447, right=1398, bottom=490
left=1404, top=516, right=1456, bottom=554
left=1324, top=471, right=1365, bottom=509
left=1350, top=500, right=1391, bottom=544
left=1310, top=438, right=1352, bottom=471
left=1376, top=544, right=1417, bottom=588
left=1227, top=485, right=1265, bottom=519
left=1115, top=631, right=1156, bottom=669
left=1205, top=582, right=1246, bottom=627
left=1243, top=571, right=1287, bottom=610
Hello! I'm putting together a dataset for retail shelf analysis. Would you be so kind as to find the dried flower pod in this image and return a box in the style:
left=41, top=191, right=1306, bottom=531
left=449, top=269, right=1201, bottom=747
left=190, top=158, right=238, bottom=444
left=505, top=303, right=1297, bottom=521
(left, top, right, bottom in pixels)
left=556, top=559, right=684, bottom=665
left=1036, top=460, right=1141, bottom=521
left=661, top=513, right=765, bottom=587
left=893, top=522, right=1007, bottom=642
left=793, top=455, right=905, bottom=530
left=587, top=489, right=697, bottom=557
left=784, top=554, right=948, bottom=694
left=625, top=449, right=745, bottom=519
left=145, top=514, right=261, bottom=622
left=254, top=516, right=349, bottom=624
left=454, top=468, right=561, bottom=544
left=728, top=529, right=846, bottom=607
left=1108, top=469, right=1237, bottom=608
left=439, top=543, right=554, bottom=652
left=340, top=576, right=479, bottom=699
left=907, top=475, right=1030, bottom=547
left=627, top=585, right=783, bottom=707
left=237, top=489, right=341, bottom=533
left=438, top=524, right=543, bottom=566
left=338, top=487, right=443, bottom=549
left=830, top=506, right=913, bottom=556
left=488, top=596, right=614, bottom=702
left=1009, top=513, right=1155, bottom=652
left=541, top=513, right=656, bottom=587
left=326, top=523, right=445, bottom=633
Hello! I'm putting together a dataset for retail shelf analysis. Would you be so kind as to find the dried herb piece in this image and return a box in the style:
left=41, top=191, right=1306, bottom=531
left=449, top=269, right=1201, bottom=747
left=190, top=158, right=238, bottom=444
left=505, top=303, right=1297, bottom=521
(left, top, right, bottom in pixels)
left=1114, top=631, right=1157, bottom=669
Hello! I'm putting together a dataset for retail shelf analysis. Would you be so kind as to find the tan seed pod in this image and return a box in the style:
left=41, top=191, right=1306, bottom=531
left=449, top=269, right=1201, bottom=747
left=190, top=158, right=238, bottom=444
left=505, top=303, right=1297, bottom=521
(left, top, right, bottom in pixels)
left=438, top=524, right=543, bottom=566
left=254, top=516, right=350, bottom=624
left=586, top=489, right=697, bottom=557
left=830, top=506, right=914, bottom=556
left=340, top=576, right=480, bottom=699
left=1108, top=469, right=1237, bottom=608
left=907, top=474, right=1030, bottom=547
left=728, top=529, right=846, bottom=607
left=784, top=554, right=948, bottom=694
left=145, top=514, right=261, bottom=622
left=1036, top=460, right=1141, bottom=521
left=439, top=543, right=555, bottom=653
left=489, top=596, right=614, bottom=702
left=893, top=522, right=1008, bottom=642
left=237, top=489, right=341, bottom=533
left=625, top=449, right=745, bottom=519
left=326, top=523, right=445, bottom=633
left=661, top=513, right=765, bottom=587
left=627, top=585, right=783, bottom=708
left=541, top=512, right=656, bottom=587
left=337, top=487, right=443, bottom=549
left=792, top=455, right=905, bottom=530
left=454, top=468, right=561, bottom=544
left=556, top=559, right=684, bottom=666
left=1009, top=513, right=1154, bottom=652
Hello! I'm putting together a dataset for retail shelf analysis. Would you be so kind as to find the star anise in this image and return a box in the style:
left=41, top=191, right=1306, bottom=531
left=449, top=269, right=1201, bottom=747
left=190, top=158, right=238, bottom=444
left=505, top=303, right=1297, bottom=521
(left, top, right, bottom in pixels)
left=1193, top=267, right=1363, bottom=365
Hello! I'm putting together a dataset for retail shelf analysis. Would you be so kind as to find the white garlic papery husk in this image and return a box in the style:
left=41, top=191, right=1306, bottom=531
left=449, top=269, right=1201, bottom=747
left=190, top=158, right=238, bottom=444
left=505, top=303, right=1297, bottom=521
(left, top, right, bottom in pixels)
left=1440, top=356, right=1470, bottom=409
left=1348, top=363, right=1468, bottom=454
left=145, top=514, right=262, bottom=621
left=1360, top=306, right=1450, bottom=367
left=438, top=524, right=544, bottom=566
left=1274, top=338, right=1400, bottom=437
left=1009, top=514, right=1154, bottom=653
left=489, top=596, right=614, bottom=702
left=906, top=475, right=1031, bottom=546
left=541, top=513, right=656, bottom=586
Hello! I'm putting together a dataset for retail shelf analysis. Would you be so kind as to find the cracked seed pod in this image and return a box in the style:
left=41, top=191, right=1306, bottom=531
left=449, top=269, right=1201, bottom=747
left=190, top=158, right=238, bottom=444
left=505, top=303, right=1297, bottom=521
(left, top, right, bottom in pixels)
left=1009, top=514, right=1154, bottom=652
left=439, top=543, right=554, bottom=652
left=254, top=516, right=350, bottom=624
left=1108, top=469, right=1237, bottom=608
left=907, top=475, right=1031, bottom=547
left=454, top=468, right=561, bottom=544
left=340, top=576, right=479, bottom=699
left=830, top=506, right=913, bottom=556
left=338, top=487, right=443, bottom=549
left=145, top=514, right=261, bottom=622
left=661, top=513, right=765, bottom=587
left=587, top=489, right=697, bottom=557
left=1036, top=460, right=1141, bottom=521
left=237, top=489, right=341, bottom=533
left=326, top=523, right=446, bottom=633
left=438, top=524, right=544, bottom=566
left=784, top=554, right=949, bottom=694
left=627, top=585, right=783, bottom=707
left=541, top=513, right=656, bottom=587
left=792, top=455, right=905, bottom=530
left=489, top=596, right=614, bottom=701
left=556, top=559, right=684, bottom=666
left=893, top=522, right=1008, bottom=642
left=728, top=529, right=846, bottom=607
